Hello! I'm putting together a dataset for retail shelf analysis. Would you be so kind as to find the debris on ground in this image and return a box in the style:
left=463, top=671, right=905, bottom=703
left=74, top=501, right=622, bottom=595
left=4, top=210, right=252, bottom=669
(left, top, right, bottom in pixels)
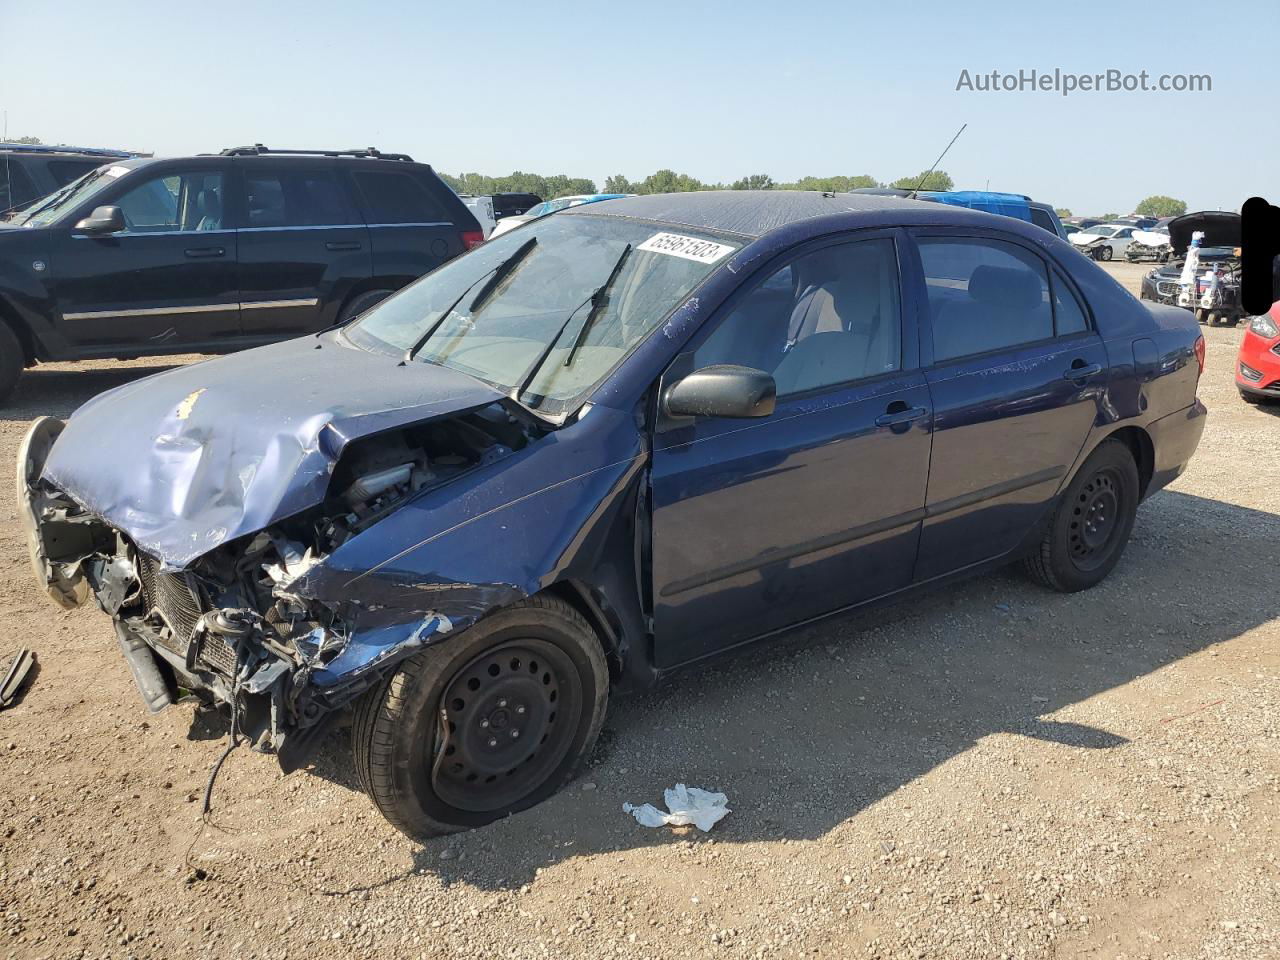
left=623, top=783, right=730, bottom=832
left=0, top=648, right=36, bottom=710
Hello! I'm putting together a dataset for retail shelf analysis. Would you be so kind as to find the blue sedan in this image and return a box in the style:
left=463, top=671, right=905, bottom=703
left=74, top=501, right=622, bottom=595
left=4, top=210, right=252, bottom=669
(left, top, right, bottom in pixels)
left=18, top=191, right=1206, bottom=838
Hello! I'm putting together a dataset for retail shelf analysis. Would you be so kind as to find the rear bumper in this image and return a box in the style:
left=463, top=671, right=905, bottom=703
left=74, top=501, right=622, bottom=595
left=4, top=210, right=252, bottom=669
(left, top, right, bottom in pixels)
left=1145, top=399, right=1207, bottom=496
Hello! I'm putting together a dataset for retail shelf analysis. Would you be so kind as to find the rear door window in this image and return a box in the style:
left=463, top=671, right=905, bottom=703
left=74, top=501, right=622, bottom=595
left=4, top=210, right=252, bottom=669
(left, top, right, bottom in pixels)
left=353, top=170, right=448, bottom=224
left=917, top=237, right=1053, bottom=361
left=0, top=160, right=38, bottom=210
left=46, top=159, right=104, bottom=188
left=244, top=167, right=358, bottom=227
left=1029, top=207, right=1056, bottom=233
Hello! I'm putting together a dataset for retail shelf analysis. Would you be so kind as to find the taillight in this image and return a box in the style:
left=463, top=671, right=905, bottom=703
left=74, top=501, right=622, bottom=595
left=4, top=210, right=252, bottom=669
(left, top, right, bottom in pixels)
left=1193, top=334, right=1206, bottom=377
left=460, top=230, right=484, bottom=251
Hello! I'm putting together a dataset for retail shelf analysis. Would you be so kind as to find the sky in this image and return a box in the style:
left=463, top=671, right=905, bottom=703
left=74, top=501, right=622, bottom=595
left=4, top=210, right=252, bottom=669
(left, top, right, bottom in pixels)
left=2, top=0, right=1276, bottom=216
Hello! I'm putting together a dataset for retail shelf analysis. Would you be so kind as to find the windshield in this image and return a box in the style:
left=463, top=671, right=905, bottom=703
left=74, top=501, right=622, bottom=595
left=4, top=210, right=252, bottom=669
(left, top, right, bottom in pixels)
left=346, top=213, right=739, bottom=417
left=10, top=163, right=130, bottom=227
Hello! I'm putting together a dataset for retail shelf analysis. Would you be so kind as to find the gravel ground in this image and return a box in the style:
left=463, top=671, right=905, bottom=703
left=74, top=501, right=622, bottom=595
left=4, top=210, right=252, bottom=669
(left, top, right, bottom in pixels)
left=0, top=261, right=1276, bottom=960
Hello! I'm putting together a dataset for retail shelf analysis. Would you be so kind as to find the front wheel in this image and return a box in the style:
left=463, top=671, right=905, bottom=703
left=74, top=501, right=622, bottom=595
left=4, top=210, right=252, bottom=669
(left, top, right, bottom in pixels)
left=353, top=596, right=609, bottom=839
left=1023, top=439, right=1140, bottom=592
left=1097, top=245, right=1113, bottom=262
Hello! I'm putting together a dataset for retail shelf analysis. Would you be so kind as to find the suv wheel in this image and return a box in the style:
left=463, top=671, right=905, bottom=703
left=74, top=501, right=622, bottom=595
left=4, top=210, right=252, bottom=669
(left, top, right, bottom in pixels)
left=0, top=323, right=25, bottom=405
left=338, top=289, right=393, bottom=324
left=1023, top=439, right=1140, bottom=592
left=353, top=595, right=609, bottom=839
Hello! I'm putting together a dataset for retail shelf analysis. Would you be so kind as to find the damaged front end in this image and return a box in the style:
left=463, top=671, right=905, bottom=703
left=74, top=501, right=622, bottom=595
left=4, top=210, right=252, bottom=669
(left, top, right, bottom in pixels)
left=18, top=401, right=543, bottom=771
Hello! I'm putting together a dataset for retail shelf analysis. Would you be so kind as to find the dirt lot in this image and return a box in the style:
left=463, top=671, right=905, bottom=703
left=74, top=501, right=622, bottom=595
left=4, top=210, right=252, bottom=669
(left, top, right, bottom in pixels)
left=0, top=261, right=1276, bottom=960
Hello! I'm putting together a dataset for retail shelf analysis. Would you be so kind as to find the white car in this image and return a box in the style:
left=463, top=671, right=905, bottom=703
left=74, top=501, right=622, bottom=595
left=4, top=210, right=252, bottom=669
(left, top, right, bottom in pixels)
left=1068, top=223, right=1137, bottom=261
left=458, top=195, right=497, bottom=238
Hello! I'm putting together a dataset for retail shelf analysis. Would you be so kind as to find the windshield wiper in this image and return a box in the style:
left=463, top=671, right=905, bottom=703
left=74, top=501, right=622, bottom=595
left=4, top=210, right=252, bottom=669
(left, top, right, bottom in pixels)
left=564, top=243, right=631, bottom=368
left=401, top=236, right=537, bottom=364
left=512, top=242, right=632, bottom=403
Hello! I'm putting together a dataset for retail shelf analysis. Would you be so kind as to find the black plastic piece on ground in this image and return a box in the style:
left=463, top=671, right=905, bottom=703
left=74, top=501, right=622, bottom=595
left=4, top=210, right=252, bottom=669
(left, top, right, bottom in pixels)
left=0, top=648, right=36, bottom=710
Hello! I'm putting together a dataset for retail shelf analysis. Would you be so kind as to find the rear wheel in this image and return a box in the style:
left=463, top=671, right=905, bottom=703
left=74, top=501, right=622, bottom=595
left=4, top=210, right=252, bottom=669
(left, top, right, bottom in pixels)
left=1023, top=439, right=1140, bottom=592
left=353, top=595, right=609, bottom=839
left=337, top=289, right=394, bottom=325
left=0, top=322, right=25, bottom=405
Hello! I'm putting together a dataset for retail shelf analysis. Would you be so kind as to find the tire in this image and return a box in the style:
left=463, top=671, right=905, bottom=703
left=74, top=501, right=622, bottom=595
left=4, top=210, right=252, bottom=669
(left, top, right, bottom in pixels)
left=1098, top=245, right=1113, bottom=262
left=1023, top=439, right=1140, bottom=593
left=1207, top=312, right=1221, bottom=327
left=0, top=322, right=25, bottom=405
left=1194, top=309, right=1207, bottom=325
left=337, top=289, right=393, bottom=325
left=353, top=595, right=609, bottom=839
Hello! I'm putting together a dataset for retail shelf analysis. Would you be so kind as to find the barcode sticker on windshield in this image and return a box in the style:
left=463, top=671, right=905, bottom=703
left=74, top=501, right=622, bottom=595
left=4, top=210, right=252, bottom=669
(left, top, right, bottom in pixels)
left=637, top=232, right=736, bottom=264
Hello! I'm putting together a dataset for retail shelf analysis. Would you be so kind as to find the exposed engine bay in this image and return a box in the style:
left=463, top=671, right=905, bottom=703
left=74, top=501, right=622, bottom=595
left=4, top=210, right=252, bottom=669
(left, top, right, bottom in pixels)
left=21, top=404, right=540, bottom=769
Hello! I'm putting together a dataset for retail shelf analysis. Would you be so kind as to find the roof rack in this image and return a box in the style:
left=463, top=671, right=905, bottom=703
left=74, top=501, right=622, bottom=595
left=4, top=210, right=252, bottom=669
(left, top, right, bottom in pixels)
left=219, top=144, right=414, bottom=162
left=0, top=143, right=134, bottom=159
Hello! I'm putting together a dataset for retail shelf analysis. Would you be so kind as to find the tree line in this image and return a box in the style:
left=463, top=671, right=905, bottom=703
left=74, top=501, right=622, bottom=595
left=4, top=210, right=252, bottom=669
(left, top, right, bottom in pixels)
left=438, top=169, right=957, bottom=198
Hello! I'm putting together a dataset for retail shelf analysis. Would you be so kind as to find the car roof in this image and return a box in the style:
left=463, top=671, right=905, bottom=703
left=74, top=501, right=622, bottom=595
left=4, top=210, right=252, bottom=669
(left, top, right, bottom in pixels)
left=559, top=190, right=922, bottom=238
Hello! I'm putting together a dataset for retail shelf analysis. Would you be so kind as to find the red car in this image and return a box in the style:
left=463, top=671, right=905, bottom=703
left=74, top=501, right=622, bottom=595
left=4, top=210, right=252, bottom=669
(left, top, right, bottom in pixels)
left=1237, top=304, right=1280, bottom=403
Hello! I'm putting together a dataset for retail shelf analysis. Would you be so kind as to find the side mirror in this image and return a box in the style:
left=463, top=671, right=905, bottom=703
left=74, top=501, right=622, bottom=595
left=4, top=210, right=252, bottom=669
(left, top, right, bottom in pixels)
left=664, top=364, right=776, bottom=419
left=75, top=205, right=125, bottom=234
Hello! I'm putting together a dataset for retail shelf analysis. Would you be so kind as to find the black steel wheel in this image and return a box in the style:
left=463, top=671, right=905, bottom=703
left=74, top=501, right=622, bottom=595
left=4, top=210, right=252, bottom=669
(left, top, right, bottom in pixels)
left=1023, top=439, right=1140, bottom=592
left=1066, top=467, right=1123, bottom=572
left=433, top=638, right=581, bottom=813
left=353, top=596, right=609, bottom=839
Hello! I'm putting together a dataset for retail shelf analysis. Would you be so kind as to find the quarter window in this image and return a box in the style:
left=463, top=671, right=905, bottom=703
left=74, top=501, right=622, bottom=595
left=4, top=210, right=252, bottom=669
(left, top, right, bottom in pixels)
left=115, top=171, right=224, bottom=233
left=353, top=170, right=445, bottom=224
left=917, top=237, right=1053, bottom=361
left=692, top=239, right=902, bottom=398
left=1051, top=269, right=1089, bottom=335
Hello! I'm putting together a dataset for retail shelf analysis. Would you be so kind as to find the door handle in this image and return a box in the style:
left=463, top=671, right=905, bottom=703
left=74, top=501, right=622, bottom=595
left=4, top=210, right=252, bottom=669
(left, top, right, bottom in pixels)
left=184, top=246, right=225, bottom=258
left=1062, top=361, right=1103, bottom=381
left=325, top=240, right=362, bottom=251
left=875, top=403, right=929, bottom=429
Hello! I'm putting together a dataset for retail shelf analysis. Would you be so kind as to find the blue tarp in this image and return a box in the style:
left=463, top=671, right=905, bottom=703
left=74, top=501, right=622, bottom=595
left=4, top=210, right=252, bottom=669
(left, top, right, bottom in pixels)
left=925, top=191, right=1033, bottom=223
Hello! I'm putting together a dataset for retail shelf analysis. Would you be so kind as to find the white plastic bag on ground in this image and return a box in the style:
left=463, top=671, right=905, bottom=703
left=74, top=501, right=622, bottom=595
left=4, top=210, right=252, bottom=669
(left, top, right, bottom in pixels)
left=623, top=783, right=730, bottom=832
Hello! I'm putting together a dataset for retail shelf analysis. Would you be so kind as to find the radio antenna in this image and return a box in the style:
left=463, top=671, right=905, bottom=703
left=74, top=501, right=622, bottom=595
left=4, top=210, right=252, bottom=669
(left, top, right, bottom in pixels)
left=910, top=123, right=966, bottom=196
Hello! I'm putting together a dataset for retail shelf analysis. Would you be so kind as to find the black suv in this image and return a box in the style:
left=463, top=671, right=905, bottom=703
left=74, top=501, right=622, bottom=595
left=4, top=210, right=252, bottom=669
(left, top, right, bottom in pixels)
left=0, top=145, right=483, bottom=401
left=1, top=143, right=133, bottom=214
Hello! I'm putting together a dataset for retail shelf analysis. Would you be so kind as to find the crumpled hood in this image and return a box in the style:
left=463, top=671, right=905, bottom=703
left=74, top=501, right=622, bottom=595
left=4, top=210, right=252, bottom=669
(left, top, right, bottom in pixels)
left=41, top=330, right=505, bottom=570
left=1070, top=231, right=1107, bottom=245
left=1131, top=230, right=1170, bottom=247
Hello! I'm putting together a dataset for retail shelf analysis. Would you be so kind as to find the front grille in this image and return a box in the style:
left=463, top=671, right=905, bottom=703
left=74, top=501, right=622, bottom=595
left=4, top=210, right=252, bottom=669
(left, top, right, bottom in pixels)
left=1156, top=280, right=1180, bottom=297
